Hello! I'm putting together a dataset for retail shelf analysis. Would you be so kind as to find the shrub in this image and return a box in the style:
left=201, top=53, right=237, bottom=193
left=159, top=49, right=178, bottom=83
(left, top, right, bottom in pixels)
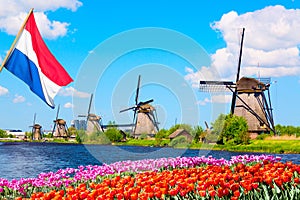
left=256, top=133, right=268, bottom=140
left=76, top=130, right=86, bottom=143
left=169, top=136, right=190, bottom=148
left=211, top=113, right=226, bottom=136
left=0, top=129, right=8, bottom=138
left=221, top=114, right=249, bottom=145
left=139, top=133, right=148, bottom=140
left=191, top=125, right=204, bottom=143
left=104, top=128, right=123, bottom=142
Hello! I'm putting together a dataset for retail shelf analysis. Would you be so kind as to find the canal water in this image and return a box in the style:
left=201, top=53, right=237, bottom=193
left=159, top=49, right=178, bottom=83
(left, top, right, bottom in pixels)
left=0, top=142, right=299, bottom=180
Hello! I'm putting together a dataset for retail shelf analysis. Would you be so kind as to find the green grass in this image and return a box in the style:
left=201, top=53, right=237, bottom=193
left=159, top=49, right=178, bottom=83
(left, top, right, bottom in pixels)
left=212, top=139, right=300, bottom=154
left=115, top=139, right=158, bottom=146
left=115, top=138, right=300, bottom=154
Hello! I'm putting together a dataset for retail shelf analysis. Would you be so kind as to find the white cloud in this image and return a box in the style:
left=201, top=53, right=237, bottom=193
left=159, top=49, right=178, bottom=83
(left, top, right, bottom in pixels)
left=185, top=67, right=225, bottom=88
left=185, top=5, right=300, bottom=87
left=0, top=85, right=8, bottom=96
left=64, top=102, right=73, bottom=108
left=13, top=94, right=25, bottom=103
left=0, top=0, right=82, bottom=39
left=197, top=95, right=232, bottom=106
left=58, top=87, right=90, bottom=98
left=211, top=95, right=232, bottom=104
left=196, top=98, right=211, bottom=106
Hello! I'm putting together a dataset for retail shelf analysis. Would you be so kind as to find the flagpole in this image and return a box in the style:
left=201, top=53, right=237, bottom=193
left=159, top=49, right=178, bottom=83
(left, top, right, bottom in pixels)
left=0, top=8, right=34, bottom=72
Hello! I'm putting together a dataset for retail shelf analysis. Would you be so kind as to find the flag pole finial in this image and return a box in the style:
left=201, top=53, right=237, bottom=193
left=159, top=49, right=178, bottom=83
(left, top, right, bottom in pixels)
left=0, top=8, right=34, bottom=72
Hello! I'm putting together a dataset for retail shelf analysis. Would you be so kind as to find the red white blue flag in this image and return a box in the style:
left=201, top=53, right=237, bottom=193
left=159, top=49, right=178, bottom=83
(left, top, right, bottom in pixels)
left=2, top=10, right=73, bottom=108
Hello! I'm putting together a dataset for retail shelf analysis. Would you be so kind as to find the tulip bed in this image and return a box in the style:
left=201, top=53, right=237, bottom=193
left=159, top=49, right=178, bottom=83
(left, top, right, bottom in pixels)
left=0, top=155, right=299, bottom=199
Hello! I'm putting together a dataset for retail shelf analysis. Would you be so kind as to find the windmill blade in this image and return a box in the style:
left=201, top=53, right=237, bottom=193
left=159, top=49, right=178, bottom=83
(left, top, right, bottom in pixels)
left=120, top=105, right=136, bottom=113
left=32, top=113, right=36, bottom=126
left=204, top=121, right=209, bottom=129
left=139, top=99, right=154, bottom=106
left=87, top=93, right=93, bottom=122
left=52, top=105, right=60, bottom=135
left=99, top=118, right=105, bottom=132
left=65, top=123, right=69, bottom=137
left=132, top=109, right=138, bottom=137
left=51, top=123, right=56, bottom=136
left=55, top=104, right=60, bottom=121
left=153, top=110, right=160, bottom=132
left=135, top=75, right=141, bottom=105
left=144, top=112, right=159, bottom=133
left=230, top=27, right=245, bottom=114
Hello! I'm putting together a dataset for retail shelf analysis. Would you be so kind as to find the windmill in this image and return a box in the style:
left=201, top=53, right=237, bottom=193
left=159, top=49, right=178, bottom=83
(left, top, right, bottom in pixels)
left=199, top=28, right=276, bottom=135
left=30, top=113, right=42, bottom=140
left=52, top=105, right=69, bottom=138
left=78, top=93, right=104, bottom=133
left=120, top=75, right=159, bottom=138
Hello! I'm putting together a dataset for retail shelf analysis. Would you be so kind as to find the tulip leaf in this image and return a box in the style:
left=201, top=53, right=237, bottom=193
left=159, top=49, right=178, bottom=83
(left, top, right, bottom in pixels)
left=262, top=184, right=270, bottom=200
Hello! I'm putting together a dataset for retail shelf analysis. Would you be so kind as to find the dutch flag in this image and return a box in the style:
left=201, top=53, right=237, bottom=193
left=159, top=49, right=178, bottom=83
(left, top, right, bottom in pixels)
left=2, top=10, right=73, bottom=108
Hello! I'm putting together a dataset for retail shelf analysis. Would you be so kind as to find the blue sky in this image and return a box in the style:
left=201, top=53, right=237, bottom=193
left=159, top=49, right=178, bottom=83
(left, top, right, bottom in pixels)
left=1, top=0, right=300, bottom=132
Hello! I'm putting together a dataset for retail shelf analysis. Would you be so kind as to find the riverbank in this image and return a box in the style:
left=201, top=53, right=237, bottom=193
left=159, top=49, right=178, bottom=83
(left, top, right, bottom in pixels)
left=114, top=136, right=300, bottom=154
left=1, top=136, right=300, bottom=154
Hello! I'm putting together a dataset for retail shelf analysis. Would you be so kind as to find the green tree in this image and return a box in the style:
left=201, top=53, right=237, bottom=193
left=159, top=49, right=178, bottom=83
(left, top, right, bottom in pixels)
left=68, top=126, right=77, bottom=137
left=104, top=128, right=123, bottom=142
left=155, top=129, right=168, bottom=145
left=211, top=113, right=226, bottom=136
left=76, top=130, right=86, bottom=143
left=221, top=114, right=249, bottom=145
left=0, top=129, right=8, bottom=138
left=191, top=125, right=204, bottom=143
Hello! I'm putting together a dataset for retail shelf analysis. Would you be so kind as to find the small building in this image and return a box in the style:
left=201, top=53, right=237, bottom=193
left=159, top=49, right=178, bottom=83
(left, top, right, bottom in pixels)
left=5, top=129, right=26, bottom=139
left=169, top=129, right=193, bottom=142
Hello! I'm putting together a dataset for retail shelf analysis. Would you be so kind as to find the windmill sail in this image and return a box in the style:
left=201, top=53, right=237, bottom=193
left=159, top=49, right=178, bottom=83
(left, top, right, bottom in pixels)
left=119, top=75, right=159, bottom=137
left=199, top=28, right=276, bottom=135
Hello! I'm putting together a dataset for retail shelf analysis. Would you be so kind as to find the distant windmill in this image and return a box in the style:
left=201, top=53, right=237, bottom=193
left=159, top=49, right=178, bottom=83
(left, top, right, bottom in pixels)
left=78, top=93, right=104, bottom=133
left=30, top=113, right=42, bottom=140
left=52, top=105, right=68, bottom=138
left=199, top=28, right=275, bottom=135
left=120, top=75, right=159, bottom=138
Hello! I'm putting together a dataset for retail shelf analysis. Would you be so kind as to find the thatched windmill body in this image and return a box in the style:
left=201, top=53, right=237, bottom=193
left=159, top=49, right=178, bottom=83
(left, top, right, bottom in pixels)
left=199, top=28, right=275, bottom=135
left=52, top=105, right=69, bottom=138
left=78, top=93, right=104, bottom=133
left=120, top=75, right=159, bottom=138
left=30, top=113, right=43, bottom=140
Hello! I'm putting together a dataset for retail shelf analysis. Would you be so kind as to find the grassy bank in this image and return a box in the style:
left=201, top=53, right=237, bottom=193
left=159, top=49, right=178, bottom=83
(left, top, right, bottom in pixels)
left=2, top=136, right=300, bottom=154
left=214, top=139, right=300, bottom=154
left=115, top=136, right=300, bottom=154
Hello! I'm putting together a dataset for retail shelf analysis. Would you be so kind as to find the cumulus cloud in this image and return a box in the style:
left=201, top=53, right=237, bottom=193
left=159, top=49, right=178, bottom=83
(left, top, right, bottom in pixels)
left=58, top=87, right=90, bottom=98
left=185, top=5, right=300, bottom=87
left=13, top=94, right=25, bottom=103
left=0, top=0, right=82, bottom=39
left=64, top=102, right=73, bottom=108
left=0, top=85, right=8, bottom=96
left=196, top=98, right=211, bottom=106
left=197, top=95, right=232, bottom=106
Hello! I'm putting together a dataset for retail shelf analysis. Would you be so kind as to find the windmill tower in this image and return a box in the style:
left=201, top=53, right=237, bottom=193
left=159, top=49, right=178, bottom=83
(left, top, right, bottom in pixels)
left=120, top=75, right=159, bottom=138
left=52, top=105, right=68, bottom=138
left=30, top=113, right=42, bottom=140
left=199, top=28, right=275, bottom=135
left=78, top=93, right=104, bottom=133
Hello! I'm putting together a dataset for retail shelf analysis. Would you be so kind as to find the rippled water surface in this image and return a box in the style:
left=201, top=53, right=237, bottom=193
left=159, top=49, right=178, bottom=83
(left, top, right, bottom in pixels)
left=0, top=142, right=299, bottom=180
